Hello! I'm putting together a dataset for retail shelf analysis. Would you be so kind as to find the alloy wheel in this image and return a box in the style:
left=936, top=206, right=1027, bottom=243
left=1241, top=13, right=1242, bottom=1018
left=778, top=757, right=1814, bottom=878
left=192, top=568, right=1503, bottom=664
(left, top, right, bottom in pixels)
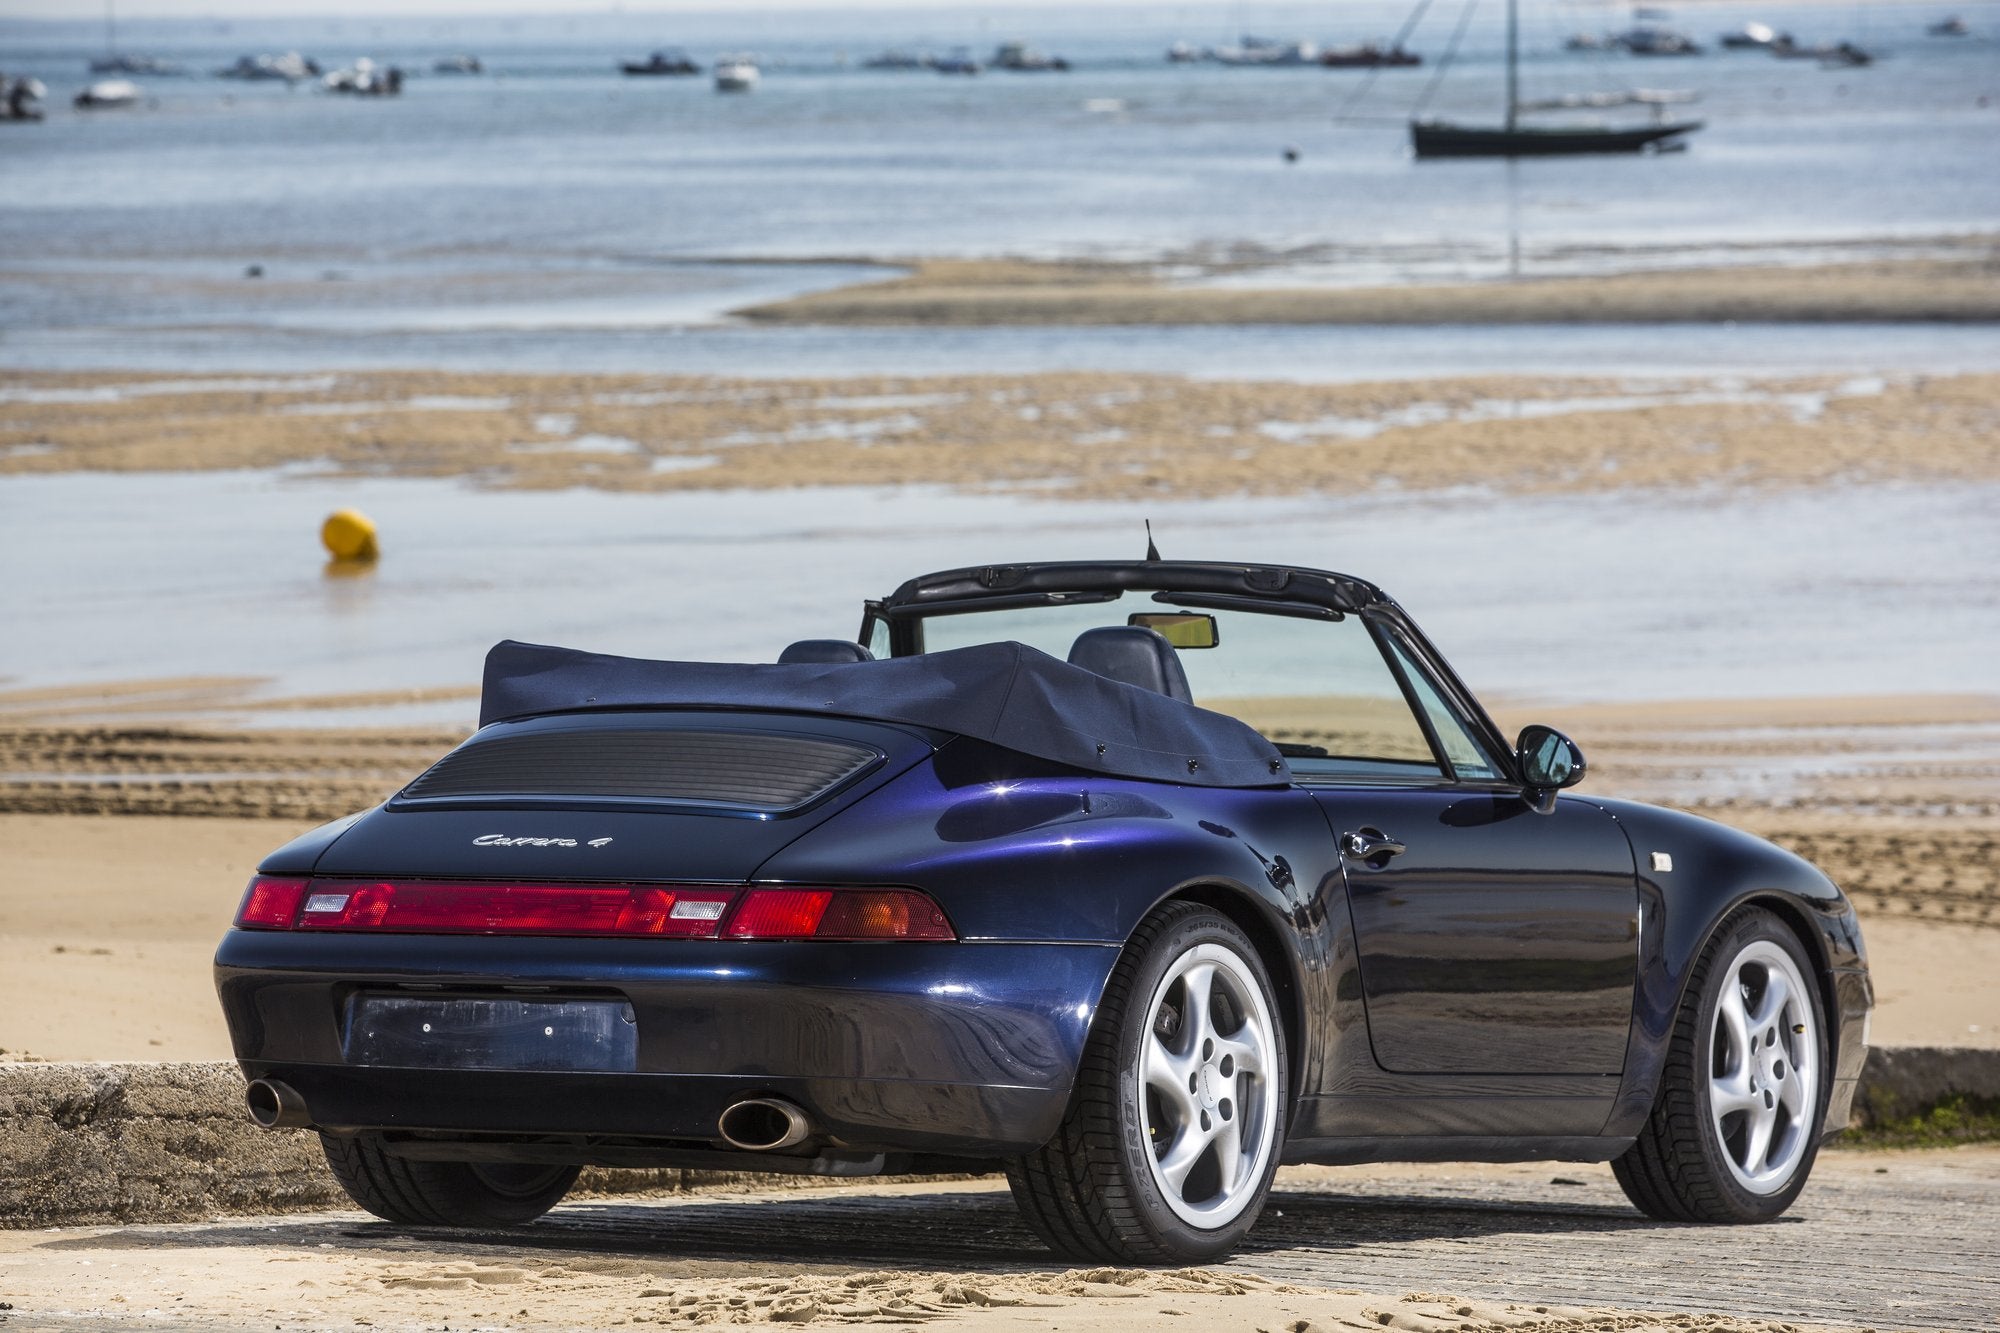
left=1138, top=941, right=1280, bottom=1227
left=1708, top=939, right=1818, bottom=1195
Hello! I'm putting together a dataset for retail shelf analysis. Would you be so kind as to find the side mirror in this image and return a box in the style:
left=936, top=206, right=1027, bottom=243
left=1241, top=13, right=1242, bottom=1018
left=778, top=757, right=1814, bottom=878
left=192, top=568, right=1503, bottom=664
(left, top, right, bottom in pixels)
left=1516, top=725, right=1586, bottom=813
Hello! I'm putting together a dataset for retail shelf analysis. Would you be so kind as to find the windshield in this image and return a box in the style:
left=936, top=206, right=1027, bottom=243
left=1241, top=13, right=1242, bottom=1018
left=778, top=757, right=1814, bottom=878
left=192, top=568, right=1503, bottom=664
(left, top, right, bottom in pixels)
left=913, top=598, right=1456, bottom=778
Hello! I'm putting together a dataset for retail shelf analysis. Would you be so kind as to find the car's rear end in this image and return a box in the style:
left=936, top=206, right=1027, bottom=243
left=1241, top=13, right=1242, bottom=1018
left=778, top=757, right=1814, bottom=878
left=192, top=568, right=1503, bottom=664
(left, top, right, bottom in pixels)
left=214, top=708, right=1115, bottom=1195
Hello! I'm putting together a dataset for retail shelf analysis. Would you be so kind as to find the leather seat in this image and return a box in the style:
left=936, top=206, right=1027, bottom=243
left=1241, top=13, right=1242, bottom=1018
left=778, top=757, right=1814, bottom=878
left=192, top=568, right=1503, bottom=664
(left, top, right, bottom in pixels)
left=778, top=640, right=874, bottom=665
left=1066, top=626, right=1193, bottom=704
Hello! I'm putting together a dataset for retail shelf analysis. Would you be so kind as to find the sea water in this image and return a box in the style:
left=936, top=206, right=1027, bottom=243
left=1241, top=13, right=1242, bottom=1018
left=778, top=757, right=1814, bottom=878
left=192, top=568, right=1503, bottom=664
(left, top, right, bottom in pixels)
left=1, top=1, right=1997, bottom=375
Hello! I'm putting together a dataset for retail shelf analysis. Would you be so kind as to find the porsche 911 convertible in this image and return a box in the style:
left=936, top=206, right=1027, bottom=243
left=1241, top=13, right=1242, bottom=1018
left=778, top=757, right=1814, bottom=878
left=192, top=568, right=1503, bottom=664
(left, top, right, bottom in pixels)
left=216, top=557, right=1871, bottom=1262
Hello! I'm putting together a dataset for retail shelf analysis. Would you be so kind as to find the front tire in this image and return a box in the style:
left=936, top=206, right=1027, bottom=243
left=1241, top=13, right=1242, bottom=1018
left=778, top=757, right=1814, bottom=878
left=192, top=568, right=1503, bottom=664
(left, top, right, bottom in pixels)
left=1613, top=906, right=1828, bottom=1222
left=321, top=1132, right=579, bottom=1227
left=1007, top=902, right=1288, bottom=1263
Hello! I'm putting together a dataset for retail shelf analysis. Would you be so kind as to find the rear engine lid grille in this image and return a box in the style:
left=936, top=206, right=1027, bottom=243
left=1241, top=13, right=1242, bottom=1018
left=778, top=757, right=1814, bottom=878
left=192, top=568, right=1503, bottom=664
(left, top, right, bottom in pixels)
left=398, top=729, right=881, bottom=814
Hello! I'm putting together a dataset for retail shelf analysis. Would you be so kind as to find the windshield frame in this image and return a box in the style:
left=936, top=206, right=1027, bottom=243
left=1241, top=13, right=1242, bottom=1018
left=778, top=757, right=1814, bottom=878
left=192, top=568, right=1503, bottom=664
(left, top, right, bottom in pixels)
left=859, top=564, right=1522, bottom=789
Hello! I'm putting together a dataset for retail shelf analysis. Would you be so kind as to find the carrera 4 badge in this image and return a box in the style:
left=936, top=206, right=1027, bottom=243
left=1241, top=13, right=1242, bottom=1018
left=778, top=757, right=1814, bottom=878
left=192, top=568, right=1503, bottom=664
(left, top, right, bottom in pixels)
left=474, top=834, right=614, bottom=848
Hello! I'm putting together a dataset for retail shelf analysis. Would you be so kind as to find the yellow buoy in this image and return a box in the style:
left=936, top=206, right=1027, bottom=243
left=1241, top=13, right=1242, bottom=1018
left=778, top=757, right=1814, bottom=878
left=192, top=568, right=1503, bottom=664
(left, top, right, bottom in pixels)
left=321, top=508, right=379, bottom=562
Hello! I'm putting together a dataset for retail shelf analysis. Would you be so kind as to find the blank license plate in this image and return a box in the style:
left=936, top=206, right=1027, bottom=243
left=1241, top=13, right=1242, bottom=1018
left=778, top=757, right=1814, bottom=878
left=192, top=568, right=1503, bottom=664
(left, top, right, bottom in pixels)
left=343, top=995, right=638, bottom=1072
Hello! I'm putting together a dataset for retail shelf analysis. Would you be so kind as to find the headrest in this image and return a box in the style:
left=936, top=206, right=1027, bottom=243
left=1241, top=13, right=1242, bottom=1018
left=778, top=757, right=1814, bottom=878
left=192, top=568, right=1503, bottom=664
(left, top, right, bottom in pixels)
left=777, top=639, right=875, bottom=665
left=1066, top=626, right=1192, bottom=704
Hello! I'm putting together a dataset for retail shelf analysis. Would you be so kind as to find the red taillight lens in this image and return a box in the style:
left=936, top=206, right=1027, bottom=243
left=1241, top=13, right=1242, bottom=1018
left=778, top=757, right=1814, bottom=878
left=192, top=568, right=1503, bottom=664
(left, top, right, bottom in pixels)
left=725, top=888, right=955, bottom=941
left=236, top=876, right=310, bottom=929
left=288, top=881, right=738, bottom=937
left=237, top=879, right=954, bottom=941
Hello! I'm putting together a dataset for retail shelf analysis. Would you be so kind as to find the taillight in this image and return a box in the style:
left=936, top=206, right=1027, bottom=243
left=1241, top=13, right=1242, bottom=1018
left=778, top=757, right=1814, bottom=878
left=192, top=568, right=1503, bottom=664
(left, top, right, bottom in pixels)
left=235, top=879, right=954, bottom=941
left=289, top=881, right=738, bottom=937
left=236, top=876, right=310, bottom=929
left=725, top=888, right=955, bottom=941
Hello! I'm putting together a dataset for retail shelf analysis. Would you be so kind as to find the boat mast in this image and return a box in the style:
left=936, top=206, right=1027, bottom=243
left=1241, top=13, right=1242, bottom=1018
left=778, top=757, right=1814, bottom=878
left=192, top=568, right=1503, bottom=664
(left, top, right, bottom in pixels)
left=1504, top=0, right=1518, bottom=131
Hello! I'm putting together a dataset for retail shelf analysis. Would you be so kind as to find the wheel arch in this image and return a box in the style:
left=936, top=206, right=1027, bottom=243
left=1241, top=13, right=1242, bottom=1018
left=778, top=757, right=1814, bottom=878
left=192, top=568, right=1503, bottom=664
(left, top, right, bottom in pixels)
left=1683, top=889, right=1841, bottom=1062
left=1154, top=879, right=1309, bottom=1113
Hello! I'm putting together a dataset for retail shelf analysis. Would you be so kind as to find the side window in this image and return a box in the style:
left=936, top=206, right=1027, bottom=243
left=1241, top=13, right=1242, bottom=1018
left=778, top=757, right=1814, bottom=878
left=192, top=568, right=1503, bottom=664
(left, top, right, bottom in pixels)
left=863, top=614, right=892, bottom=660
left=1385, top=635, right=1504, bottom=781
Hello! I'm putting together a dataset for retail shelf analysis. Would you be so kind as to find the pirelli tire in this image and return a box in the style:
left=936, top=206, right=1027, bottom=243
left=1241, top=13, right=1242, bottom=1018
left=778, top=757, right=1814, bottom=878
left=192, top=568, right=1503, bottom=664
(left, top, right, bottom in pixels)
left=321, top=1131, right=580, bottom=1227
left=1007, top=901, right=1288, bottom=1264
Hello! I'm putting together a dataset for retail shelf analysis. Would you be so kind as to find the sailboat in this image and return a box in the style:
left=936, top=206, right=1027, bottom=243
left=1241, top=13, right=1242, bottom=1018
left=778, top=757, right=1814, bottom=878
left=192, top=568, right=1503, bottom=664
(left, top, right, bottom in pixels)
left=1411, top=0, right=1702, bottom=157
left=88, top=0, right=182, bottom=76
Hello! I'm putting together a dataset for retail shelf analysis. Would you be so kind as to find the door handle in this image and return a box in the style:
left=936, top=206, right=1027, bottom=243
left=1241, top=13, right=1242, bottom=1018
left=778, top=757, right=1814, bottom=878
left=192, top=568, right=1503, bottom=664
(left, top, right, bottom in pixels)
left=1341, top=828, right=1407, bottom=866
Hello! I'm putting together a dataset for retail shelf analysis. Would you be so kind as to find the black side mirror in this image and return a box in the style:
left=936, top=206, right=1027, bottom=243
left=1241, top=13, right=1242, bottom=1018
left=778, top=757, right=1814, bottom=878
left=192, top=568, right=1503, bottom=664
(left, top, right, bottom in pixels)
left=1516, top=725, right=1586, bottom=813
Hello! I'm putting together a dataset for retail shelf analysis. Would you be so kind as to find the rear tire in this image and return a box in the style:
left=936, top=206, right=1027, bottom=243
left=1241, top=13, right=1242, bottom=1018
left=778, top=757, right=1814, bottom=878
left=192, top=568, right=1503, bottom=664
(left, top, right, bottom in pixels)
left=1007, top=902, right=1287, bottom=1263
left=1613, top=906, right=1828, bottom=1223
left=321, top=1132, right=579, bottom=1227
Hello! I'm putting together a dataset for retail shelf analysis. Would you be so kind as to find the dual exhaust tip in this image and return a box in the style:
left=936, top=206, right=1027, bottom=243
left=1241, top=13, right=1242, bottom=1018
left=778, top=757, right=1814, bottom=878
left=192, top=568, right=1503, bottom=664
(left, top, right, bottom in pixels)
left=248, top=1079, right=813, bottom=1154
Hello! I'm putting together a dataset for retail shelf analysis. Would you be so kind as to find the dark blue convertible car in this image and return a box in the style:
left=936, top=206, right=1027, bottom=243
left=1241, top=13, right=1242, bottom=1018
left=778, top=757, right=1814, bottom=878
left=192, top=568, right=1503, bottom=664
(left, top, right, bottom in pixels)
left=216, top=558, right=1871, bottom=1262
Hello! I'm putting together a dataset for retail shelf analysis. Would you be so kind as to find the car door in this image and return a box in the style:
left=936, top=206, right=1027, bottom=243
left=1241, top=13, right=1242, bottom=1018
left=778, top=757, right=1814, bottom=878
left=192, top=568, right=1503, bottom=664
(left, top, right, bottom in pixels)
left=1302, top=624, right=1640, bottom=1077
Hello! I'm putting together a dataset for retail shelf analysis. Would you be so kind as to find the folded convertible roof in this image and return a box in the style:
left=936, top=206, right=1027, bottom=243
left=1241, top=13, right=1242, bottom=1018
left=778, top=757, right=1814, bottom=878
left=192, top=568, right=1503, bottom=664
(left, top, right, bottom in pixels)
left=479, top=638, right=1290, bottom=789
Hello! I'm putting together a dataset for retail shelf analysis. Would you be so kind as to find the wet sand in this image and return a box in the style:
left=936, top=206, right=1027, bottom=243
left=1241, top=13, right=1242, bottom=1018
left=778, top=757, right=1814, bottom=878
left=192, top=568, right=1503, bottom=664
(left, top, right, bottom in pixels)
left=736, top=252, right=2000, bottom=326
left=5, top=367, right=2000, bottom=502
left=2, top=687, right=1993, bottom=1062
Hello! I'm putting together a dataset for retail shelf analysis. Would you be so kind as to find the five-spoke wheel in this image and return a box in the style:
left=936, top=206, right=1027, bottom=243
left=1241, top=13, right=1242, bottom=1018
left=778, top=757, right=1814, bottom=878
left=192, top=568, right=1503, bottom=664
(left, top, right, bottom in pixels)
left=1614, top=906, right=1829, bottom=1222
left=1007, top=902, right=1287, bottom=1263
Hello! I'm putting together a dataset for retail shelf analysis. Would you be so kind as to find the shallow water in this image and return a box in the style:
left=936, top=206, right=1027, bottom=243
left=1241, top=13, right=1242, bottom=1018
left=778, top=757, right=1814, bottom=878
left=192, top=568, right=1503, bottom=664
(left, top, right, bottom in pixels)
left=3, top=2, right=1998, bottom=378
left=10, top=320, right=2000, bottom=381
left=1, top=472, right=1992, bottom=724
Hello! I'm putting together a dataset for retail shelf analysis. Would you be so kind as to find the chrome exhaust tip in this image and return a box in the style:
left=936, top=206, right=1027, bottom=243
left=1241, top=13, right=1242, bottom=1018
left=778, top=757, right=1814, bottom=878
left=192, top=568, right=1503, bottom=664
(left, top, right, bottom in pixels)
left=245, top=1078, right=312, bottom=1129
left=717, top=1097, right=812, bottom=1151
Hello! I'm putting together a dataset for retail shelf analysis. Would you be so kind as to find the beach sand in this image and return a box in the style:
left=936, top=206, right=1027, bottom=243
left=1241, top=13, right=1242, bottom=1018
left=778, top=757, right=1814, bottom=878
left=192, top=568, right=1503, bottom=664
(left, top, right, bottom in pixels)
left=5, top=367, right=1999, bottom=502
left=734, top=251, right=2000, bottom=326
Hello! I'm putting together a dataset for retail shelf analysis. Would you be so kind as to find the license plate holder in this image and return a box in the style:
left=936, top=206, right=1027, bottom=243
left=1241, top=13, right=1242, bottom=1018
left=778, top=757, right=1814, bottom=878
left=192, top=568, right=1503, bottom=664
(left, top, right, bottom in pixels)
left=343, top=995, right=638, bottom=1072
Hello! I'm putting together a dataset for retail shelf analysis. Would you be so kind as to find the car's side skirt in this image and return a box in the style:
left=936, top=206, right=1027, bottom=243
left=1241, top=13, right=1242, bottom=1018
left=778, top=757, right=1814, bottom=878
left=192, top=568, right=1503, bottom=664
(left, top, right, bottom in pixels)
left=1283, top=1135, right=1633, bottom=1167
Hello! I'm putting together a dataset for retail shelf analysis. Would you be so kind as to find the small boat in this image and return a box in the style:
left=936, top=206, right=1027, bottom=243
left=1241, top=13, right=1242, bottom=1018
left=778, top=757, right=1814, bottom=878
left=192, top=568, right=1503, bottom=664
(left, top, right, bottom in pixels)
left=323, top=58, right=402, bottom=96
left=1565, top=32, right=1611, bottom=50
left=1166, top=40, right=1204, bottom=62
left=933, top=48, right=981, bottom=75
left=1718, top=22, right=1788, bottom=49
left=216, top=52, right=319, bottom=81
left=713, top=57, right=759, bottom=92
left=1617, top=23, right=1704, bottom=55
left=89, top=54, right=182, bottom=75
left=1320, top=43, right=1422, bottom=68
left=1210, top=36, right=1320, bottom=65
left=74, top=77, right=140, bottom=108
left=863, top=50, right=926, bottom=70
left=2, top=74, right=47, bottom=122
left=991, top=41, right=1069, bottom=72
left=432, top=54, right=482, bottom=74
left=1928, top=16, right=1969, bottom=37
left=1412, top=0, right=1701, bottom=158
left=1769, top=36, right=1875, bottom=65
left=621, top=50, right=700, bottom=76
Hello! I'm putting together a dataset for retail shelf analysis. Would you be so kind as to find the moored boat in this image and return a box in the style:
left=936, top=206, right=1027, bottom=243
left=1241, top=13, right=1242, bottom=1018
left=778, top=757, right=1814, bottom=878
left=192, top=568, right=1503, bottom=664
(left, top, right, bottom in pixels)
left=2, top=74, right=46, bottom=122
left=991, top=41, right=1069, bottom=71
left=1321, top=42, right=1421, bottom=68
left=714, top=57, right=759, bottom=92
left=1411, top=0, right=1702, bottom=159
left=74, top=77, right=140, bottom=108
left=621, top=50, right=700, bottom=76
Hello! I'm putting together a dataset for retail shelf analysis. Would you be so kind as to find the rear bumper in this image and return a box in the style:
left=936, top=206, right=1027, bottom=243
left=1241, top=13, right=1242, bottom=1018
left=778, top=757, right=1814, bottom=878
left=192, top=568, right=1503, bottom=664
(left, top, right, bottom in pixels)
left=215, top=931, right=1118, bottom=1156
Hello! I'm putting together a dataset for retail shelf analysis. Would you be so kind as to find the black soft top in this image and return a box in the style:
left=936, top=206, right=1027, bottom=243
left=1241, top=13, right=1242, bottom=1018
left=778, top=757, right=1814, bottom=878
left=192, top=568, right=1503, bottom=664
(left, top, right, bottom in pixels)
left=480, top=639, right=1289, bottom=789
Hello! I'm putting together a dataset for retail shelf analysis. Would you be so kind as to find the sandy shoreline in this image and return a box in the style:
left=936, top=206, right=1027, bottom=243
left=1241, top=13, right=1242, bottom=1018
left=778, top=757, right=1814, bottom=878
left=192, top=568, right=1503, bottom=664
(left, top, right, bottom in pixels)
left=5, top=367, right=1999, bottom=502
left=735, top=252, right=2000, bottom=326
